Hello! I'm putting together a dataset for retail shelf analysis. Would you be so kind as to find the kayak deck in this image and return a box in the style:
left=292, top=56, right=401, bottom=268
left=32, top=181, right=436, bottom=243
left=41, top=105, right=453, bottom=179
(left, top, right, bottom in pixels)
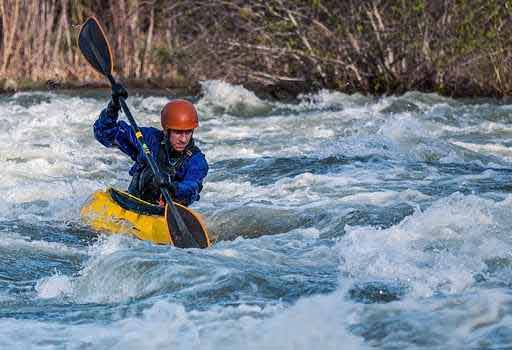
left=80, top=188, right=210, bottom=246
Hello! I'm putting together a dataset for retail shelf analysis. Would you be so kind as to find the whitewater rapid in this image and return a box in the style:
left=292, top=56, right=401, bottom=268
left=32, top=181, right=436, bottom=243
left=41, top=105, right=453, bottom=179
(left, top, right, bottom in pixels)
left=1, top=81, right=512, bottom=348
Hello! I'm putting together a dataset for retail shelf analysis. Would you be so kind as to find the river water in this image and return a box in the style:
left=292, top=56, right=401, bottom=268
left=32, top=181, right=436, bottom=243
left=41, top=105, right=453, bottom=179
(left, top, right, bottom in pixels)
left=1, top=80, right=512, bottom=349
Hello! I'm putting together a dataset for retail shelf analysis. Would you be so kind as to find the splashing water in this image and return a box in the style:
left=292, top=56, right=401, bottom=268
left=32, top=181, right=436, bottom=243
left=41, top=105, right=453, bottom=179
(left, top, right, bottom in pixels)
left=1, top=83, right=512, bottom=348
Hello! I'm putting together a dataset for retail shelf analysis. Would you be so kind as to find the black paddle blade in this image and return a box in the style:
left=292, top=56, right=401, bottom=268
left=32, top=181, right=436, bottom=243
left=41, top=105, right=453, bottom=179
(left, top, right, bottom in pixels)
left=78, top=17, right=113, bottom=78
left=165, top=204, right=211, bottom=248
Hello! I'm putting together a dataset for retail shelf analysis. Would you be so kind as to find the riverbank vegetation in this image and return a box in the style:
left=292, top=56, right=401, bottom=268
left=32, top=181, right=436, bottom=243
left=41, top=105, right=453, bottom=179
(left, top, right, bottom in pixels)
left=1, top=0, right=511, bottom=98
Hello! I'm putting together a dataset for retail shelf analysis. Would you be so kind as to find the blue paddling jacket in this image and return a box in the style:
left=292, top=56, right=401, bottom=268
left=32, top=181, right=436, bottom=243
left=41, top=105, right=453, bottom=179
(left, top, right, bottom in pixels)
left=93, top=107, right=208, bottom=206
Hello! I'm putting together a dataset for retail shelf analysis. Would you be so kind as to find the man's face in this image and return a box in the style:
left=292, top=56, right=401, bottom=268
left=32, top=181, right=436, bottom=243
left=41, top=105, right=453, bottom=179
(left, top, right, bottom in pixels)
left=168, top=129, right=193, bottom=152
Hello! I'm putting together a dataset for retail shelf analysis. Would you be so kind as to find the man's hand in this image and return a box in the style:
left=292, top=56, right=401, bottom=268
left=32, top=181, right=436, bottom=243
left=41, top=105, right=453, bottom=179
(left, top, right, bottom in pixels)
left=156, top=173, right=177, bottom=197
left=112, top=83, right=128, bottom=101
left=107, top=83, right=128, bottom=115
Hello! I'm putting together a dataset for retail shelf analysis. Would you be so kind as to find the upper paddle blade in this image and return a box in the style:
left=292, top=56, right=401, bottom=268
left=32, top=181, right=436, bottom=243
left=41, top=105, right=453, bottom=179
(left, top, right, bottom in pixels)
left=78, top=17, right=113, bottom=77
left=165, top=203, right=211, bottom=249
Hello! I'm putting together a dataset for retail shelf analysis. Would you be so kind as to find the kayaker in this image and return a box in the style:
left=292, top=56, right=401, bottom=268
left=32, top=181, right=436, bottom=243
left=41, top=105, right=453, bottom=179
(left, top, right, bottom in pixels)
left=93, top=85, right=208, bottom=206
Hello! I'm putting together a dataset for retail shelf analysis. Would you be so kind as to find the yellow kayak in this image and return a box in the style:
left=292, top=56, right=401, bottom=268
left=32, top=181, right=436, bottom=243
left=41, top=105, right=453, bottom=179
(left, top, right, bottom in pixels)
left=80, top=188, right=211, bottom=247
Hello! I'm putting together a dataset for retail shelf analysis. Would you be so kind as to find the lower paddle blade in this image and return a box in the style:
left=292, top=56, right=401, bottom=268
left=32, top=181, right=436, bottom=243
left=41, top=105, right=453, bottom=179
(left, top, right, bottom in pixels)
left=78, top=17, right=113, bottom=77
left=165, top=203, right=211, bottom=249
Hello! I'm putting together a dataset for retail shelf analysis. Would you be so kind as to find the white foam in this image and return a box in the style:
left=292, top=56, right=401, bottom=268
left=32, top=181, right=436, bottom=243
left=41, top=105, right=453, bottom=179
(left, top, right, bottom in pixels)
left=199, top=80, right=272, bottom=117
left=205, top=145, right=261, bottom=161
left=0, top=93, right=132, bottom=221
left=139, top=96, right=169, bottom=113
left=0, top=233, right=83, bottom=256
left=354, top=287, right=512, bottom=348
left=339, top=189, right=430, bottom=206
left=36, top=273, right=73, bottom=299
left=379, top=113, right=434, bottom=143
left=0, top=292, right=363, bottom=350
left=204, top=170, right=398, bottom=209
left=451, top=141, right=512, bottom=160
left=202, top=181, right=254, bottom=202
left=440, top=121, right=512, bottom=136
left=11, top=229, right=149, bottom=305
left=377, top=113, right=472, bottom=162
left=338, top=193, right=512, bottom=297
left=296, top=89, right=374, bottom=115
left=5, top=286, right=512, bottom=349
left=200, top=292, right=363, bottom=350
